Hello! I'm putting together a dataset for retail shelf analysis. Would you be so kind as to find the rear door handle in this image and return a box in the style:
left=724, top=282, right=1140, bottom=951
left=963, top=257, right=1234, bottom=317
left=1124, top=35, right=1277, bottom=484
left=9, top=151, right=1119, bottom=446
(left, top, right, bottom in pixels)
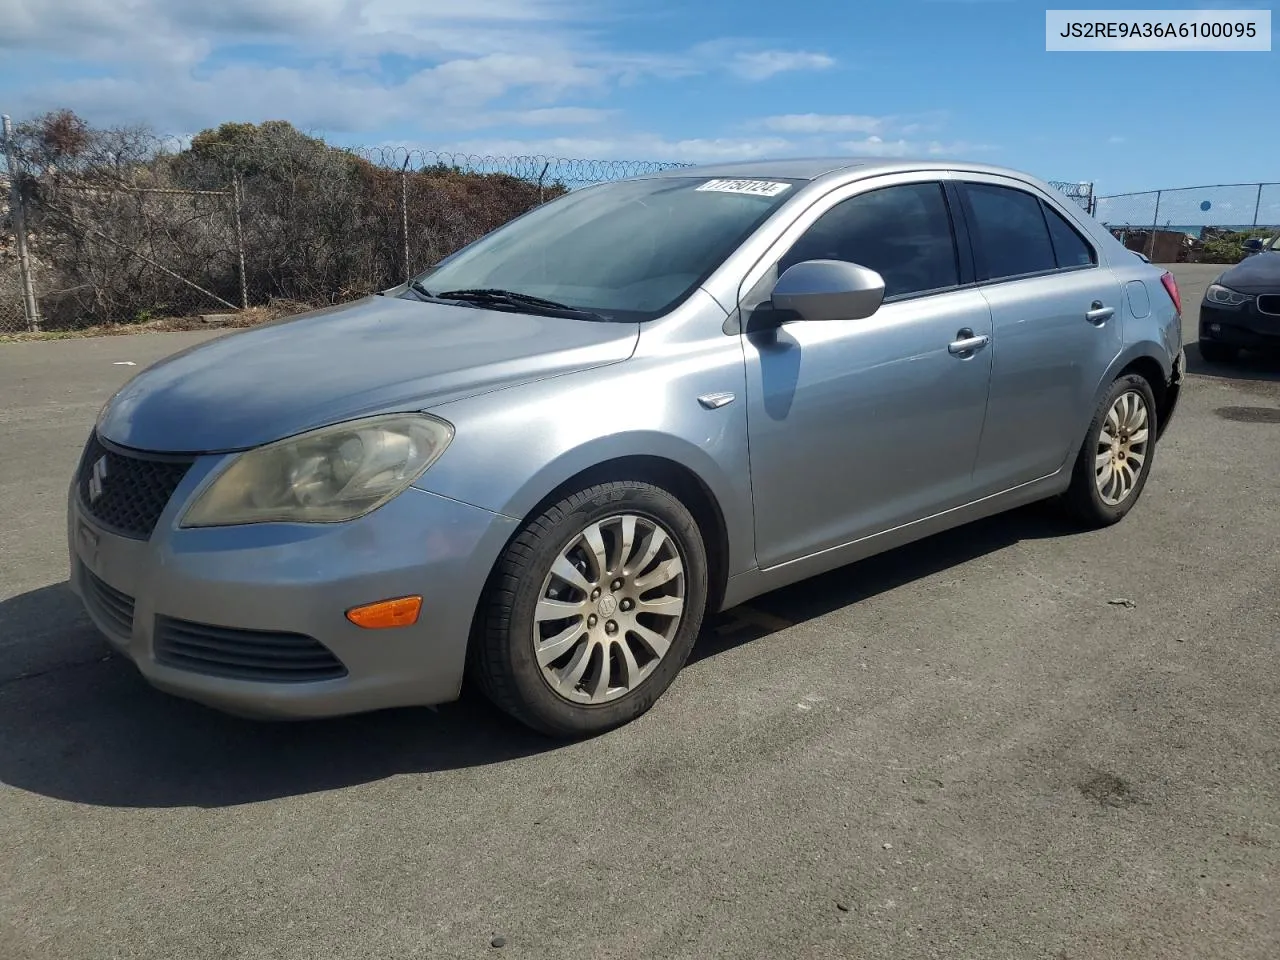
left=948, top=329, right=990, bottom=356
left=1086, top=301, right=1115, bottom=325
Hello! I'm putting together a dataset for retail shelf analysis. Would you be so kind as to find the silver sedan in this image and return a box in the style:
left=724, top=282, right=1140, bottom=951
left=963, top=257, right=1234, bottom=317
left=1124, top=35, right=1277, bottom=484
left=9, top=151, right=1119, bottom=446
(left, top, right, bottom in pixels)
left=69, top=158, right=1185, bottom=737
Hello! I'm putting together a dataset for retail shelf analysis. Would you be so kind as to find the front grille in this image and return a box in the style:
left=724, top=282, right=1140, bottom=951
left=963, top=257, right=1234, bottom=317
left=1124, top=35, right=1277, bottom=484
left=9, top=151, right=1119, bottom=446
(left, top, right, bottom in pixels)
left=1257, top=294, right=1280, bottom=317
left=77, top=433, right=193, bottom=540
left=80, top=564, right=135, bottom=639
left=153, top=616, right=348, bottom=683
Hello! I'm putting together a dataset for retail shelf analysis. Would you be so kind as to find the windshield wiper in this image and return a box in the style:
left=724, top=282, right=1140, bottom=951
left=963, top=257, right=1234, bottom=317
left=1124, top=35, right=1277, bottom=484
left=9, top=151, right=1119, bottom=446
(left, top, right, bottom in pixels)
left=406, top=279, right=438, bottom=301
left=434, top=288, right=611, bottom=321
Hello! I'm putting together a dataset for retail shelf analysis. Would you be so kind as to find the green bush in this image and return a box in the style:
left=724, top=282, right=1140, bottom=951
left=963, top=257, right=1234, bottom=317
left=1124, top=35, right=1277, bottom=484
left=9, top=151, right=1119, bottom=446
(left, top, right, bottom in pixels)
left=1199, top=228, right=1274, bottom=264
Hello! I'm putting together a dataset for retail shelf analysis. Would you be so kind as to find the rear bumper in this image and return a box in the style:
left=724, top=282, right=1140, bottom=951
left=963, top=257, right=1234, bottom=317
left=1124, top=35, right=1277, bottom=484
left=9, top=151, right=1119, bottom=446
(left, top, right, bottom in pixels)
left=68, top=465, right=517, bottom=719
left=1160, top=347, right=1185, bottom=437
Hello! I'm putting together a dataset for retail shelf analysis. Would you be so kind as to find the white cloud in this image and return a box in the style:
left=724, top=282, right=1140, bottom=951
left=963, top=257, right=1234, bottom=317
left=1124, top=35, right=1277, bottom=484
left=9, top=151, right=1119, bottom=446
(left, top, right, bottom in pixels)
left=427, top=109, right=995, bottom=164
left=727, top=49, right=836, bottom=81
left=26, top=57, right=610, bottom=134
left=625, top=40, right=838, bottom=83
left=757, top=113, right=888, bottom=135
left=837, top=136, right=914, bottom=158
left=0, top=0, right=588, bottom=67
left=2, top=0, right=613, bottom=132
left=3, top=0, right=840, bottom=148
left=507, top=107, right=617, bottom=126
left=837, top=136, right=997, bottom=159
left=924, top=140, right=996, bottom=156
left=414, top=53, right=606, bottom=105
left=431, top=134, right=795, bottom=162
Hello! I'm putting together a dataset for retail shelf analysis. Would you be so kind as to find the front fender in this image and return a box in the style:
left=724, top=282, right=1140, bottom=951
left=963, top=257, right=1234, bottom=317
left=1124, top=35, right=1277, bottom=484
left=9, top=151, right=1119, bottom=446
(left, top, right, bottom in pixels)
left=415, top=353, right=757, bottom=579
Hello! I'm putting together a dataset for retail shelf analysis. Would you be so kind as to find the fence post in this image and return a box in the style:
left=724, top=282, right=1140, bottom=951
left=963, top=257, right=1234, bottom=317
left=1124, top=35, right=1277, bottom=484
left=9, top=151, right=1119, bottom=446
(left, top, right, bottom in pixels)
left=1252, top=183, right=1263, bottom=228
left=1146, top=190, right=1162, bottom=259
left=400, top=156, right=411, bottom=283
left=231, top=175, right=248, bottom=310
left=537, top=161, right=550, bottom=205
left=3, top=114, right=41, bottom=332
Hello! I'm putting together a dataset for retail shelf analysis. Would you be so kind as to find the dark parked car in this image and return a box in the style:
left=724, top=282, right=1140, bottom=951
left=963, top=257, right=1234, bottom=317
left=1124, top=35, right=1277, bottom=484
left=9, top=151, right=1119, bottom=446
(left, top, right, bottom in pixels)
left=1199, top=250, right=1280, bottom=362
left=1240, top=235, right=1279, bottom=258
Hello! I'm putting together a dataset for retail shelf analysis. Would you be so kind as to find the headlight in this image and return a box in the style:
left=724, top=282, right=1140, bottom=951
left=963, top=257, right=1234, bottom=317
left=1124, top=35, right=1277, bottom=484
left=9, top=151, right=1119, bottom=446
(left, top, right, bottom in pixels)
left=1204, top=284, right=1252, bottom=306
left=182, top=413, right=453, bottom=527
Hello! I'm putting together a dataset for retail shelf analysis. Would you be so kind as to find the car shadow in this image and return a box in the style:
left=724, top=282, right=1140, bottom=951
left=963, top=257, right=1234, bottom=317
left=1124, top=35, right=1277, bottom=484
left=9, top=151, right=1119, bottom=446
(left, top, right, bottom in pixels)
left=1184, top=342, right=1280, bottom=384
left=0, top=503, right=1079, bottom=809
left=689, top=501, right=1079, bottom=664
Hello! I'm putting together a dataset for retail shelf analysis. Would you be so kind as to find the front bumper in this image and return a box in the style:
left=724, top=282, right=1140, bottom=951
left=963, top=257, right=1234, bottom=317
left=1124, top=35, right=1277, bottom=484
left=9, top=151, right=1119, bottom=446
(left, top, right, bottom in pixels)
left=67, top=452, right=517, bottom=719
left=1199, top=298, right=1280, bottom=350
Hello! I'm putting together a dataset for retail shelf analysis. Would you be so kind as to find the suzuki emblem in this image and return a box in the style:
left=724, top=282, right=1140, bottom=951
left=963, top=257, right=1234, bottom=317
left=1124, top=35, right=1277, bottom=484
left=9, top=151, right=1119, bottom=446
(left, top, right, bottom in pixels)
left=88, top=455, right=109, bottom=502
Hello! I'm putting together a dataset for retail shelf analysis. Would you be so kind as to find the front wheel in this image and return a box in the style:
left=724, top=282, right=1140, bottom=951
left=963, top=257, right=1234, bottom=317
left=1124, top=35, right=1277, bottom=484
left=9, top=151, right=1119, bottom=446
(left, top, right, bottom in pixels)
left=1063, top=374, right=1159, bottom=528
left=469, top=480, right=708, bottom=738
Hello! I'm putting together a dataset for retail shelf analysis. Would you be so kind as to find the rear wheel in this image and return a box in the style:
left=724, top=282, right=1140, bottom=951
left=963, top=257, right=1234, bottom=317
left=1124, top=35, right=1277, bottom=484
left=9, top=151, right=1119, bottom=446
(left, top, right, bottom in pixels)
left=1198, top=340, right=1239, bottom=364
left=1063, top=374, right=1158, bottom=528
left=470, top=480, right=708, bottom=738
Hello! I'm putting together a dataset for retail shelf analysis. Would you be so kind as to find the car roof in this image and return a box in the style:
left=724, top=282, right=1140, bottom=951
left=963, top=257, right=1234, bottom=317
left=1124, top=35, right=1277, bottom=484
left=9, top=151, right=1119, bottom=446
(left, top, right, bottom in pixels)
left=650, top=156, right=1043, bottom=184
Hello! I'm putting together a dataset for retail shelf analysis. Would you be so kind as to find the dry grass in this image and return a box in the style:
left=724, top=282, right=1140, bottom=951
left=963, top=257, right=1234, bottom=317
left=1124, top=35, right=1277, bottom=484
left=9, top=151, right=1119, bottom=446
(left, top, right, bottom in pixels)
left=0, top=301, right=312, bottom=344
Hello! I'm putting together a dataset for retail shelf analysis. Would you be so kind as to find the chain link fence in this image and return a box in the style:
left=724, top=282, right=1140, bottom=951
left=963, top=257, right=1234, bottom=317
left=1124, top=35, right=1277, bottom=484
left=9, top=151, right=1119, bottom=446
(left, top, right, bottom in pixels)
left=0, top=113, right=1107, bottom=335
left=1094, top=182, right=1280, bottom=260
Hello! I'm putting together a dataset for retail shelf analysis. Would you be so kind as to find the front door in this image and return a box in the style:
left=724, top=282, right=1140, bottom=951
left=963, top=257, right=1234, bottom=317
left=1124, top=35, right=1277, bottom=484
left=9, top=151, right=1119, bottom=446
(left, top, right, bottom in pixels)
left=742, top=179, right=994, bottom=570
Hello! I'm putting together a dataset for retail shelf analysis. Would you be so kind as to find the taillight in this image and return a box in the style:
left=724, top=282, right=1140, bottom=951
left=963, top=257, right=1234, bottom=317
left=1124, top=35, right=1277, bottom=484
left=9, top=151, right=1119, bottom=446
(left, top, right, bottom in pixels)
left=1160, top=271, right=1181, bottom=315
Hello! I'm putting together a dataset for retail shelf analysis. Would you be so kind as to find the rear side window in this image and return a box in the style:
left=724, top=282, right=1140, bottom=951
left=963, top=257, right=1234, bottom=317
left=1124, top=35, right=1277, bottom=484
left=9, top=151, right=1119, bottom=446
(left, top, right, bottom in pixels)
left=778, top=182, right=959, bottom=299
left=1042, top=203, right=1097, bottom=269
left=963, top=182, right=1057, bottom=281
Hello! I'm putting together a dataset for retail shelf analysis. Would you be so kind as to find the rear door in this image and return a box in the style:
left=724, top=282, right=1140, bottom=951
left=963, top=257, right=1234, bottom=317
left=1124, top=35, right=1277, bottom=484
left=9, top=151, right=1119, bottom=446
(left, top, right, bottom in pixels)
left=957, top=178, right=1123, bottom=494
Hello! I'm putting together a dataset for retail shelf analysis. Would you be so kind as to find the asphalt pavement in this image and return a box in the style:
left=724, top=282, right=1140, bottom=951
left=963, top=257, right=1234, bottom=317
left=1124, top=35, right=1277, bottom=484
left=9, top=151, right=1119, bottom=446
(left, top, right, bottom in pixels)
left=1, top=263, right=1277, bottom=959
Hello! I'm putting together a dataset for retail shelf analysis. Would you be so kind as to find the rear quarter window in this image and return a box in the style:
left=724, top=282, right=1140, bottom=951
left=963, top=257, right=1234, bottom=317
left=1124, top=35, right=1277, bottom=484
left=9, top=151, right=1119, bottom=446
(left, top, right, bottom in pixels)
left=1042, top=203, right=1097, bottom=269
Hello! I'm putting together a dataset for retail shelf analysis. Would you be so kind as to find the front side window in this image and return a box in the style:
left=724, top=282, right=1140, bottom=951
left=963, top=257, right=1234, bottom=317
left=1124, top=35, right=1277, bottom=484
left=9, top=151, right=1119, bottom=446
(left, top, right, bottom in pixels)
left=412, top=176, right=800, bottom=321
left=777, top=182, right=960, bottom=299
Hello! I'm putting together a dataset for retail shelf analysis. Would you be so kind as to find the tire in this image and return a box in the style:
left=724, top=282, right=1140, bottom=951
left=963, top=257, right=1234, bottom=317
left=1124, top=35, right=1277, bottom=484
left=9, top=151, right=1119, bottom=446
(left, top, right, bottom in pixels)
left=1063, top=373, right=1159, bottom=528
left=1198, top=340, right=1238, bottom=364
left=469, top=480, right=708, bottom=738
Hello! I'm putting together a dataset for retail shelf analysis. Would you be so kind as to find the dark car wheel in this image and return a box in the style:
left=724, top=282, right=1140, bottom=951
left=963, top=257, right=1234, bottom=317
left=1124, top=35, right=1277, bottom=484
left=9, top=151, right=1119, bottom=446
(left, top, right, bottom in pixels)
left=1064, top=373, right=1159, bottom=528
left=1198, top=340, right=1239, bottom=364
left=470, top=480, right=708, bottom=738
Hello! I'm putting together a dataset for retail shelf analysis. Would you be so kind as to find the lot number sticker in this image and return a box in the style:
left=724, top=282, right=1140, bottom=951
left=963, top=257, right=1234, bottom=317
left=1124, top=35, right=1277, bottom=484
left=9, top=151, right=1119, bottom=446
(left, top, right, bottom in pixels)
left=695, top=179, right=792, bottom=197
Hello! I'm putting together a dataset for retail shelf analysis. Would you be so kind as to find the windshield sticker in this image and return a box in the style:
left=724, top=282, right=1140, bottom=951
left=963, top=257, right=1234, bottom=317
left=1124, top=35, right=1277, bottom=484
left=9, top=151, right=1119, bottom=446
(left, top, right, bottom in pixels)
left=695, top=179, right=792, bottom=197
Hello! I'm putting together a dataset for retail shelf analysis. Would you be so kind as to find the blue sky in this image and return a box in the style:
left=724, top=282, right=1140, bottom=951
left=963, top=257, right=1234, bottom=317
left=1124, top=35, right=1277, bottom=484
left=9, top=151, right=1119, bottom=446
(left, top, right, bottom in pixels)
left=1, top=0, right=1275, bottom=194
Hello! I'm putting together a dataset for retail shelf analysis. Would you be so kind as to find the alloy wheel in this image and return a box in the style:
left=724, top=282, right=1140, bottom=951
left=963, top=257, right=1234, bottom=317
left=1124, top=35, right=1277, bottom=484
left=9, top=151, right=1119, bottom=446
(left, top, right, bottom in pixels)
left=1095, top=390, right=1150, bottom=506
left=532, top=513, right=686, bottom=704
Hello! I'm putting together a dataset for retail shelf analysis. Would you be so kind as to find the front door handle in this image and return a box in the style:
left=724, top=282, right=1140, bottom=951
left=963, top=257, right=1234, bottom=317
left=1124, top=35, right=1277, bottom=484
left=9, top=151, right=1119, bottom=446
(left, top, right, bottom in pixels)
left=948, top=329, right=990, bottom=357
left=1086, top=301, right=1115, bottom=325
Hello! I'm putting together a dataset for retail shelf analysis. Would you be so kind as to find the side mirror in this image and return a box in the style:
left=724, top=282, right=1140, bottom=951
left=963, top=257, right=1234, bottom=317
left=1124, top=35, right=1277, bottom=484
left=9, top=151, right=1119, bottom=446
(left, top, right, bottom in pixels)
left=770, top=259, right=886, bottom=323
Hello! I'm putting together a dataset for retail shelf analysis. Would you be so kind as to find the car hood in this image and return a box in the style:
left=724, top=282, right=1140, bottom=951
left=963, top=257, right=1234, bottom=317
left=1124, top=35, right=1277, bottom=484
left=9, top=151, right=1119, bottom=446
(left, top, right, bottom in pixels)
left=98, top=295, right=639, bottom=453
left=1217, top=253, right=1280, bottom=293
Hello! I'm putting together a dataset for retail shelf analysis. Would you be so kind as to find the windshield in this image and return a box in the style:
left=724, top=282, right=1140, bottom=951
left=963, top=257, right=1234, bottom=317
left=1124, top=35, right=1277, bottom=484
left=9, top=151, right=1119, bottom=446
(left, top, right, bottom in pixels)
left=411, top=176, right=801, bottom=321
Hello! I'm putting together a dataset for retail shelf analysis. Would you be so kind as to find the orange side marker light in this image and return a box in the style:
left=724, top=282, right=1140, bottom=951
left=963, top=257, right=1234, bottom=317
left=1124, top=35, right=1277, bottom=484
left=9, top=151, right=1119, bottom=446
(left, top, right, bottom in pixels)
left=346, top=596, right=422, bottom=629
